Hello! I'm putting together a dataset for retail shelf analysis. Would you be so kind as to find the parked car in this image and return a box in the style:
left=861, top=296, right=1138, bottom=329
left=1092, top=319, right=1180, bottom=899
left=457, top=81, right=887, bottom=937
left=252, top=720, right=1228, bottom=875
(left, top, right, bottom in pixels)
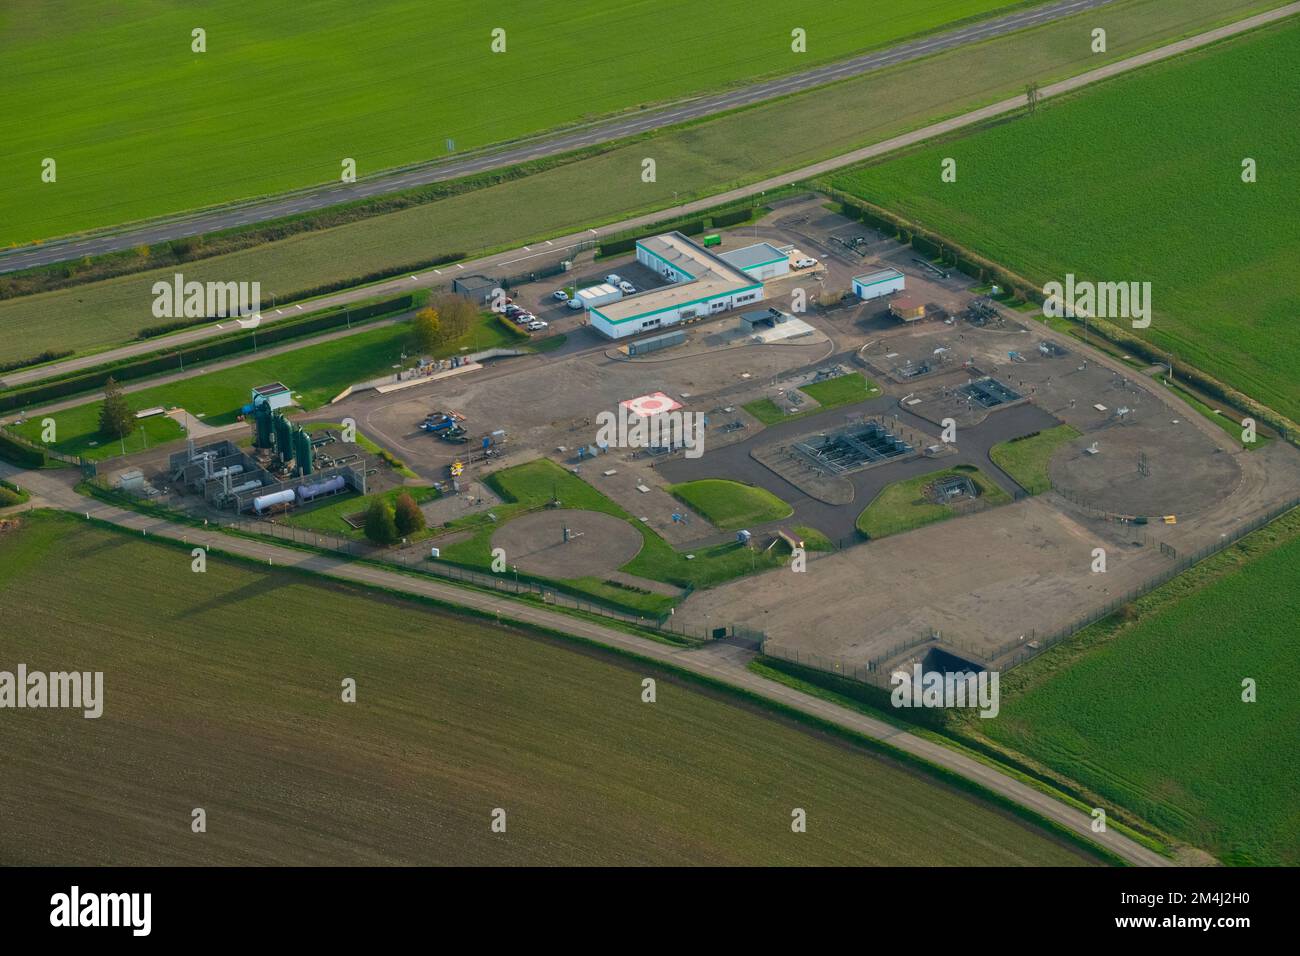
left=552, top=290, right=569, bottom=301
left=567, top=297, right=584, bottom=310
left=618, top=281, right=636, bottom=295
left=793, top=257, right=818, bottom=269
left=527, top=320, right=548, bottom=331
left=605, top=274, right=622, bottom=286
left=504, top=304, right=522, bottom=315
left=514, top=311, right=535, bottom=323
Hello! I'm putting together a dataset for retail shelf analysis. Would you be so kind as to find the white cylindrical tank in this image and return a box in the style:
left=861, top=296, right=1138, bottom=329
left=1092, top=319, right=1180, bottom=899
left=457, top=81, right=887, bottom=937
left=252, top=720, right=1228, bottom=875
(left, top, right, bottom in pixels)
left=252, top=489, right=296, bottom=513
left=296, top=475, right=346, bottom=501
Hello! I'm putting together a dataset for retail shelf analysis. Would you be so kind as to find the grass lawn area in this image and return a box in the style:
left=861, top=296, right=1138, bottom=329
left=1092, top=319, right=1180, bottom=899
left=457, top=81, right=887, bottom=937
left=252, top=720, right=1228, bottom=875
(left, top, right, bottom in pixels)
left=13, top=313, right=512, bottom=462
left=989, top=424, right=1081, bottom=494
left=744, top=372, right=881, bottom=426
left=979, top=509, right=1300, bottom=865
left=667, top=479, right=792, bottom=531
left=793, top=525, right=834, bottom=552
left=856, top=466, right=1011, bottom=539
left=801, top=372, right=881, bottom=408
left=0, top=511, right=1095, bottom=866
left=436, top=459, right=788, bottom=610
left=0, top=0, right=1257, bottom=363
left=832, top=16, right=1300, bottom=422
left=281, top=485, right=440, bottom=538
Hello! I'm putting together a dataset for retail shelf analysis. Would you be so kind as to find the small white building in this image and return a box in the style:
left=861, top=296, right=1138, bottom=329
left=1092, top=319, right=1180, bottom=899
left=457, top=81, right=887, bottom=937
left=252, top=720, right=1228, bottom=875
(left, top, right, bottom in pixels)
left=576, top=283, right=623, bottom=309
left=251, top=382, right=293, bottom=411
left=852, top=268, right=905, bottom=301
left=590, top=232, right=763, bottom=339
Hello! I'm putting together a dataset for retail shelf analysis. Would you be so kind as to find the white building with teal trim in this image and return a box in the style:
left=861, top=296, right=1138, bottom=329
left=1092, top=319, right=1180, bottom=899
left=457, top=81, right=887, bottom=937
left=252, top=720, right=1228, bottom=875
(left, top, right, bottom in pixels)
left=589, top=232, right=764, bottom=339
left=852, top=267, right=906, bottom=301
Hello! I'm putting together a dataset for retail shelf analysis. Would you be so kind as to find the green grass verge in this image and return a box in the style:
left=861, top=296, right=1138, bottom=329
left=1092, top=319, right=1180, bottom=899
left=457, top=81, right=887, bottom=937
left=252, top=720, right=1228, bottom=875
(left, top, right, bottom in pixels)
left=12, top=312, right=512, bottom=461
left=1154, top=375, right=1272, bottom=450
left=856, top=466, right=1011, bottom=538
left=667, top=479, right=793, bottom=531
left=989, top=424, right=1082, bottom=494
left=792, top=525, right=834, bottom=552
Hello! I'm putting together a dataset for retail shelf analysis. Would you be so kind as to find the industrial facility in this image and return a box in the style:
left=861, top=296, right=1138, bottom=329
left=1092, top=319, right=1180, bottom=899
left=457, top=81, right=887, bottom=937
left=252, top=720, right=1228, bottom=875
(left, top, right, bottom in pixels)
left=588, top=232, right=764, bottom=339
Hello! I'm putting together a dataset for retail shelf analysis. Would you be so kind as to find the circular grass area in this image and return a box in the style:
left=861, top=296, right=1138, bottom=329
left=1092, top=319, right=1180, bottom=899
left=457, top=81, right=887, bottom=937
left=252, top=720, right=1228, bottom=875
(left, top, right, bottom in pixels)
left=667, top=479, right=793, bottom=531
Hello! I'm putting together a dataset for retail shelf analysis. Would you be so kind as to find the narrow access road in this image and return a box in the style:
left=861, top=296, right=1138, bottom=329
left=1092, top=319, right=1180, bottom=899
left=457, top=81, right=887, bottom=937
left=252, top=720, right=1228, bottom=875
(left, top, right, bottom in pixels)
left=1, top=463, right=1175, bottom=868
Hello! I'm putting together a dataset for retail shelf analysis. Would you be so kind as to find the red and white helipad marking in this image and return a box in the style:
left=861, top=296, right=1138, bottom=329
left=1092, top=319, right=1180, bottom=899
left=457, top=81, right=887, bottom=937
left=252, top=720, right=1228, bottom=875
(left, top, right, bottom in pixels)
left=619, top=392, right=682, bottom=418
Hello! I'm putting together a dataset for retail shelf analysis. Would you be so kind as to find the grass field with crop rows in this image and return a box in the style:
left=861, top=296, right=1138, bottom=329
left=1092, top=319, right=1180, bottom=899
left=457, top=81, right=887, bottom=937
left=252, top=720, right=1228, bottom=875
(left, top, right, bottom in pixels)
left=1, top=0, right=1027, bottom=245
left=983, top=511, right=1300, bottom=865
left=0, top=512, right=1095, bottom=865
left=832, top=18, right=1300, bottom=421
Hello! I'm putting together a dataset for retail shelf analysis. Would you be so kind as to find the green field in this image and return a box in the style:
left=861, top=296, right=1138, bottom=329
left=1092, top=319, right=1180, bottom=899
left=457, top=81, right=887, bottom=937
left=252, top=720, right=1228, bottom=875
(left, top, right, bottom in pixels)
left=832, top=18, right=1300, bottom=421
left=0, top=512, right=1094, bottom=865
left=981, top=512, right=1300, bottom=865
left=667, top=479, right=793, bottom=531
left=2, top=0, right=1031, bottom=245
left=989, top=424, right=1081, bottom=494
left=0, top=0, right=1271, bottom=364
left=856, top=466, right=1011, bottom=538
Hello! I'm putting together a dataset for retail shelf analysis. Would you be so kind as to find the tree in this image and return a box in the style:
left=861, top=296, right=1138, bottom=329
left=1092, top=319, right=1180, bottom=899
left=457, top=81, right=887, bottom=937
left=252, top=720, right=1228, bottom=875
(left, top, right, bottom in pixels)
left=363, top=497, right=399, bottom=545
left=1025, top=80, right=1040, bottom=116
left=393, top=491, right=426, bottom=537
left=411, top=307, right=441, bottom=354
left=431, top=293, right=477, bottom=343
left=98, top=377, right=134, bottom=440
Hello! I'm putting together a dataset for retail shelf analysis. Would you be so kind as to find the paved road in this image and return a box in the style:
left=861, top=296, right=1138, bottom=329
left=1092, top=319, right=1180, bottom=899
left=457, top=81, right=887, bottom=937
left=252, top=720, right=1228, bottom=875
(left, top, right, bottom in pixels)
left=7, top=2, right=1295, bottom=392
left=0, top=462, right=1174, bottom=867
left=0, top=0, right=1116, bottom=276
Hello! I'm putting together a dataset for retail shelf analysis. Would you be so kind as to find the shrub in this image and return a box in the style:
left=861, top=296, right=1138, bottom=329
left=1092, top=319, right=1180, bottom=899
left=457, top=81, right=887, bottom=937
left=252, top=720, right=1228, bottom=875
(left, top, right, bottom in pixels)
left=393, top=491, right=426, bottom=537
left=363, top=498, right=399, bottom=545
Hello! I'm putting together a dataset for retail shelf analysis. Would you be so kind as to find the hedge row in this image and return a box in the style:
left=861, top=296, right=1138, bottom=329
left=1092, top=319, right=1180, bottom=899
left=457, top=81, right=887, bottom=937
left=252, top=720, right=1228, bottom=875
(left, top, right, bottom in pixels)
left=710, top=207, right=751, bottom=228
left=0, top=430, right=45, bottom=468
left=0, top=349, right=74, bottom=374
left=0, top=293, right=416, bottom=414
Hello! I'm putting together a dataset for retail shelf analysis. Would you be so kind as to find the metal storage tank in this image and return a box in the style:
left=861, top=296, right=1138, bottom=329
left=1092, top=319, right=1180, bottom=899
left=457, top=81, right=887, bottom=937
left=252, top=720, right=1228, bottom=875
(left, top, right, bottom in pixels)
left=252, top=489, right=296, bottom=513
left=296, top=475, right=345, bottom=502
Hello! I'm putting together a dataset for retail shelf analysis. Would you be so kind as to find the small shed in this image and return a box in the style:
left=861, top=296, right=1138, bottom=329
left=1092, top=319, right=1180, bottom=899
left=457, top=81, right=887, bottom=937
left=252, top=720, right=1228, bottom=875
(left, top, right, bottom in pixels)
left=888, top=296, right=926, bottom=322
left=251, top=382, right=293, bottom=410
